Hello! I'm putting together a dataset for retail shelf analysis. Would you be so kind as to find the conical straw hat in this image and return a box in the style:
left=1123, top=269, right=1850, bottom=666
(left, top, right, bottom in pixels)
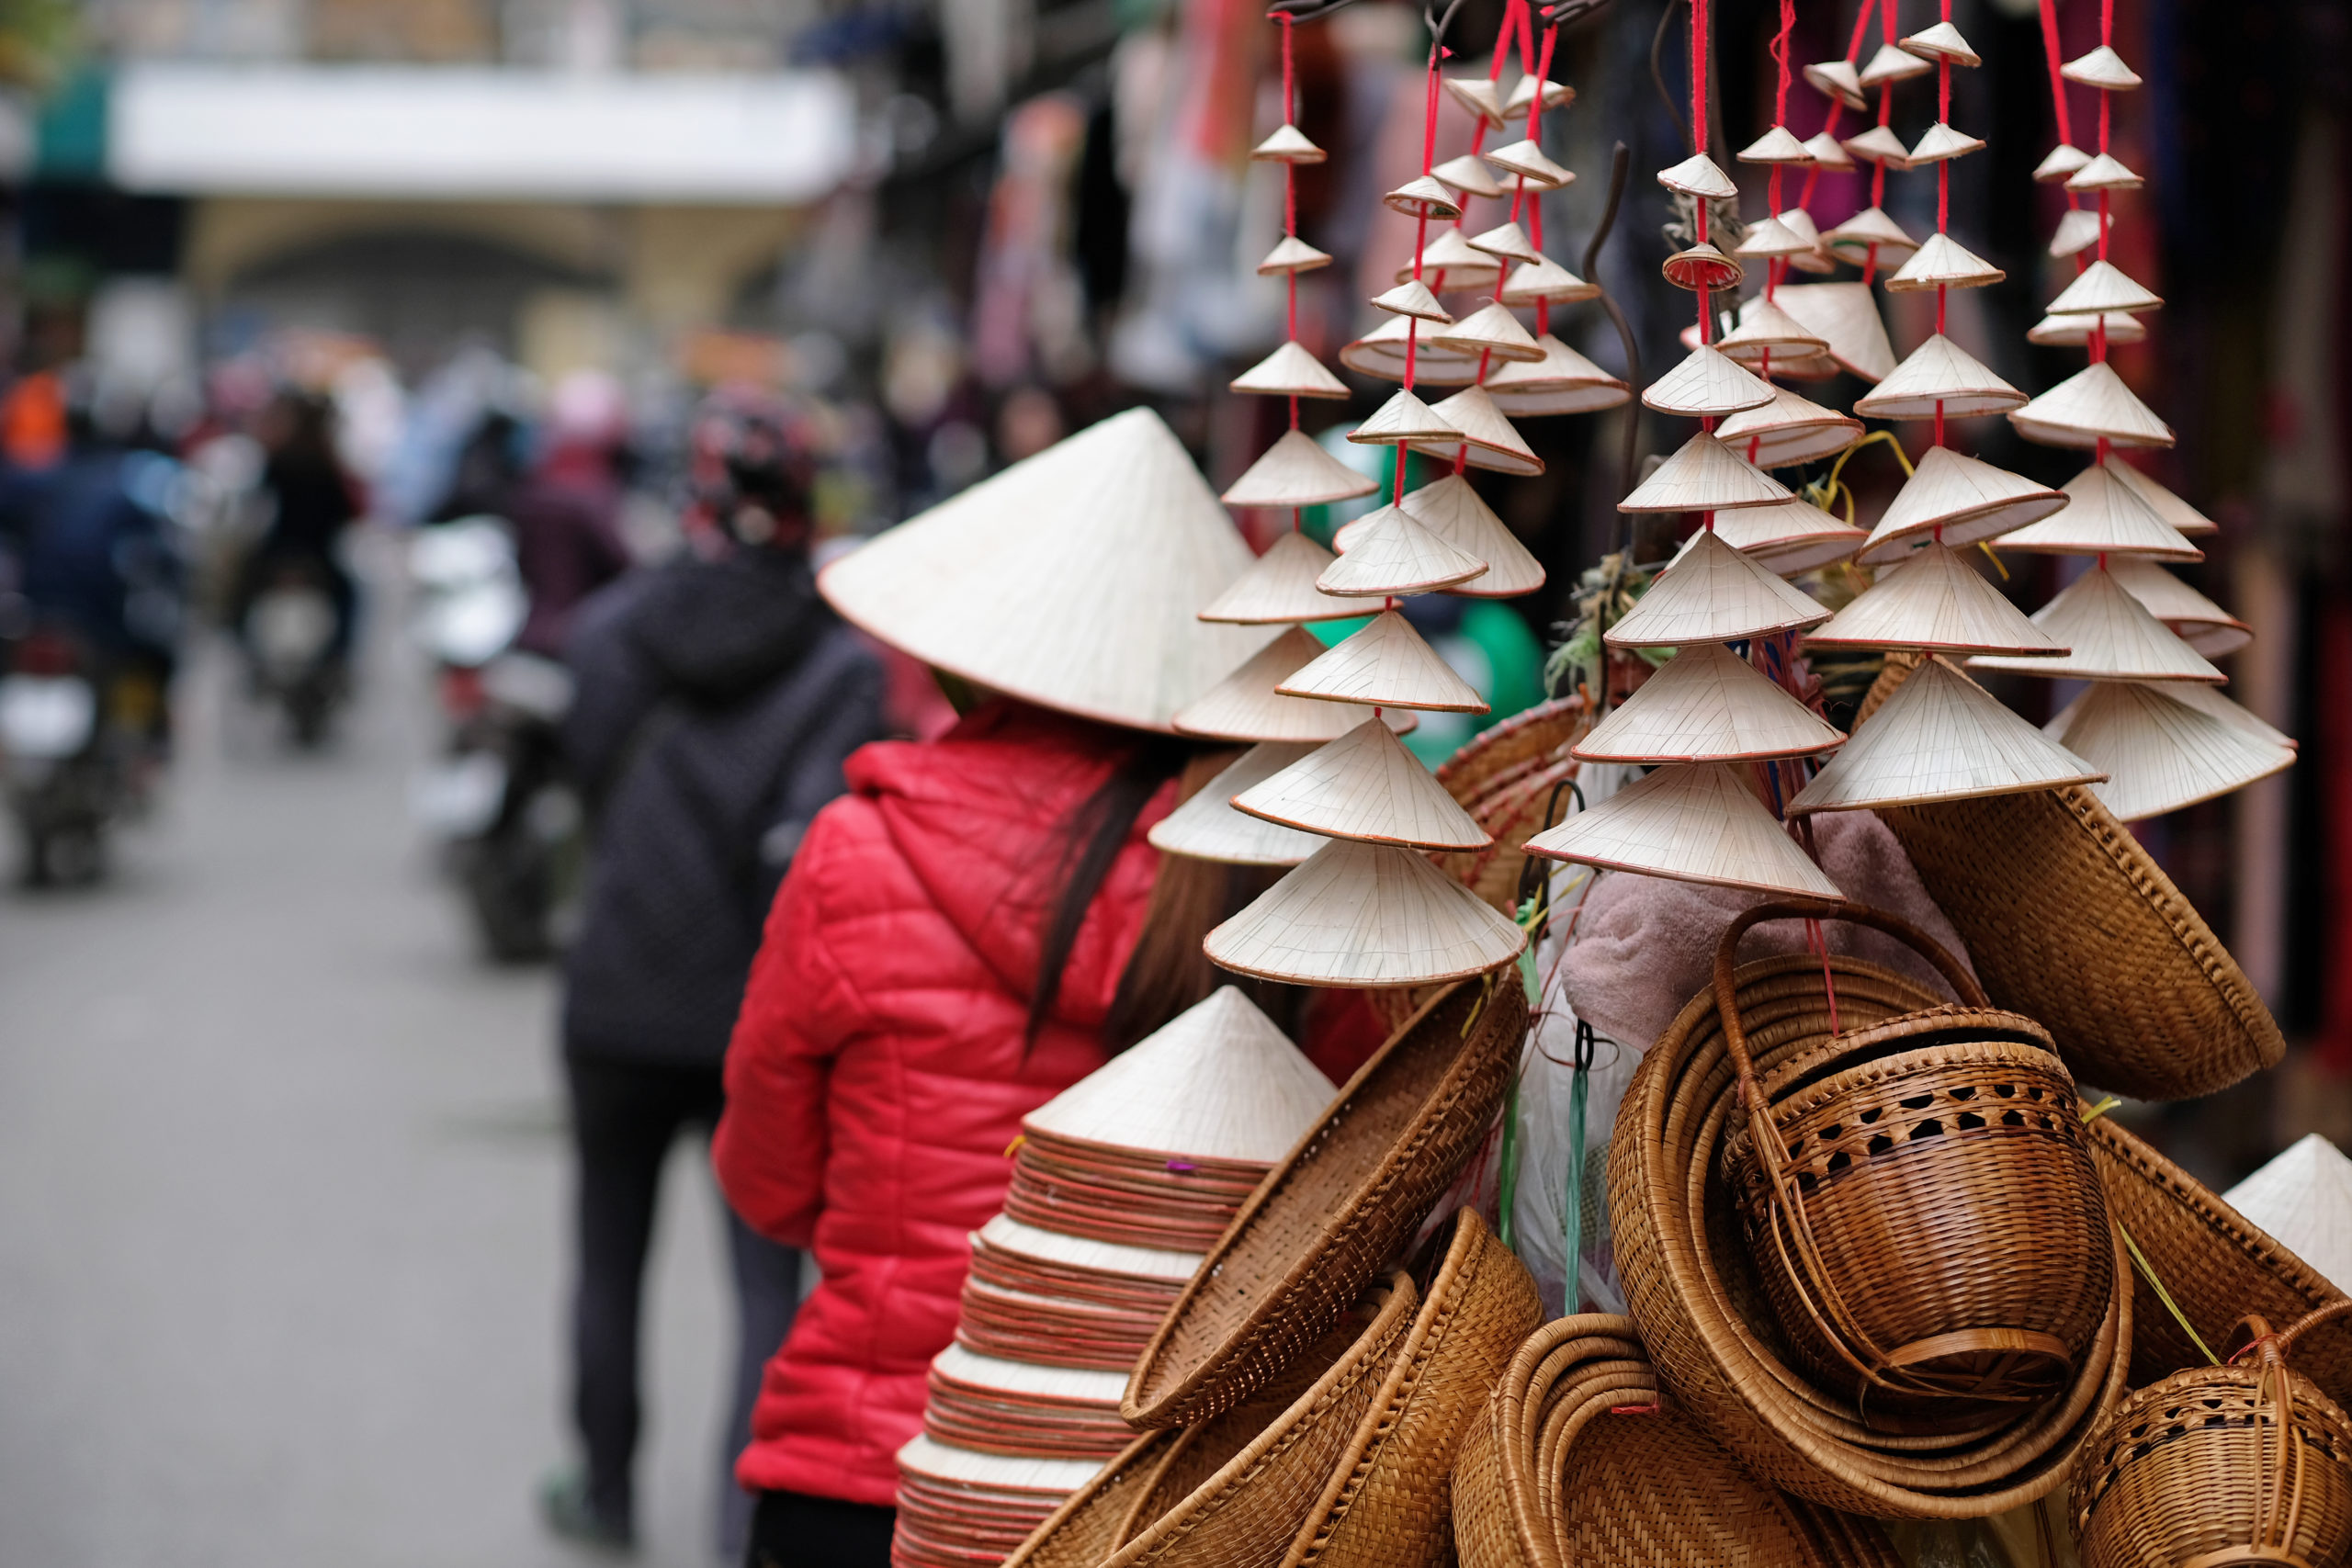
left=1770, top=282, right=1897, bottom=381
left=1778, top=208, right=1826, bottom=246
left=1428, top=302, right=1544, bottom=364
left=1259, top=235, right=1333, bottom=276
left=2035, top=142, right=2092, bottom=182
left=2027, top=310, right=2146, bottom=347
left=933, top=1344, right=1130, bottom=1405
left=1199, top=530, right=1363, bottom=625
left=1840, top=124, right=1914, bottom=167
left=1807, top=538, right=2065, bottom=654
left=1805, top=59, right=1869, bottom=111
left=2224, top=1135, right=2352, bottom=1294
left=1175, top=627, right=1422, bottom=741
left=1430, top=152, right=1503, bottom=200
left=1641, top=344, right=1775, bottom=418
left=1464, top=221, right=1541, bottom=264
left=1737, top=125, right=1815, bottom=164
left=1971, top=566, right=2226, bottom=682
left=1223, top=430, right=1381, bottom=510
left=978, top=1213, right=1200, bottom=1280
left=1522, top=761, right=1841, bottom=897
left=1886, top=231, right=2005, bottom=291
left=1714, top=299, right=1829, bottom=364
left=1764, top=352, right=1840, bottom=380
left=1572, top=644, right=1846, bottom=762
left=1712, top=500, right=1869, bottom=575
left=1483, top=334, right=1629, bottom=415
left=2062, top=45, right=2143, bottom=91
left=1317, top=504, right=1487, bottom=598
left=1999, top=464, right=2201, bottom=558
left=1253, top=124, right=1326, bottom=164
left=1716, top=384, right=1863, bottom=468
left=2043, top=681, right=2291, bottom=823
left=1602, top=527, right=1832, bottom=647
left=1408, top=386, right=1543, bottom=477
left=1618, top=432, right=1796, bottom=513
left=1024, top=987, right=1335, bottom=1161
left=1902, top=20, right=1981, bottom=65
left=1854, top=333, right=2025, bottom=420
left=2103, top=555, right=2250, bottom=654
left=1823, top=205, right=1918, bottom=262
left=2065, top=152, right=2142, bottom=191
left=1338, top=314, right=1480, bottom=385
left=1371, top=279, right=1453, bottom=324
left=1906, top=122, right=1987, bottom=164
left=897, top=1434, right=1102, bottom=1494
left=1735, top=215, right=1815, bottom=259
left=1503, top=74, right=1574, bottom=116
left=1277, top=610, right=1488, bottom=713
left=1443, top=76, right=1507, bottom=128
left=1484, top=139, right=1571, bottom=188
left=1204, top=836, right=1525, bottom=987
left=1855, top=445, right=2068, bottom=559
left=820, top=408, right=1272, bottom=733
left=1395, top=228, right=1500, bottom=288
left=2106, top=460, right=2217, bottom=536
left=1661, top=243, right=1743, bottom=291
left=1498, top=254, right=1600, bottom=305
left=1231, top=719, right=1491, bottom=850
left=1384, top=175, right=1464, bottom=217
left=1231, top=341, right=1351, bottom=400
left=1399, top=474, right=1544, bottom=597
left=2048, top=259, right=2163, bottom=315
left=1148, top=741, right=1329, bottom=866
left=1787, top=656, right=2103, bottom=813
left=1859, top=39, right=1934, bottom=86
left=1800, top=132, right=1856, bottom=171
left=2007, top=362, right=2175, bottom=449
left=1657, top=152, right=1737, bottom=198
left=2049, top=207, right=2104, bottom=258
left=1351, top=388, right=1460, bottom=446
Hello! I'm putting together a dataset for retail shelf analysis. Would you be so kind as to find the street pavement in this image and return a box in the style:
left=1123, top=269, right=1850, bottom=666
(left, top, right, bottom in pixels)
left=0, top=549, right=743, bottom=1567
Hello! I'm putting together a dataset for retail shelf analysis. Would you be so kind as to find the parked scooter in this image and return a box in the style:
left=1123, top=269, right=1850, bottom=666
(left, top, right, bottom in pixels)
left=243, top=555, right=345, bottom=747
left=0, top=623, right=137, bottom=886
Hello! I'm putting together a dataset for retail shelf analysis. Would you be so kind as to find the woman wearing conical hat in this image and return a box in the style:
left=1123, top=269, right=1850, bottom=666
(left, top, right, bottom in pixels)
left=712, top=409, right=1384, bottom=1568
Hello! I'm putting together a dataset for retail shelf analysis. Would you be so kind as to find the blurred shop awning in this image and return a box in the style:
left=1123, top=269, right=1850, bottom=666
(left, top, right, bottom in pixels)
left=107, top=64, right=859, bottom=205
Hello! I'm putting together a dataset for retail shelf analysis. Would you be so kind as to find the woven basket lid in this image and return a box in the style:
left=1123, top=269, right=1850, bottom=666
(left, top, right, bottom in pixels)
left=1230, top=341, right=1350, bottom=400
left=1175, top=627, right=1422, bottom=742
left=1737, top=124, right=1815, bottom=164
left=1886, top=231, right=2003, bottom=292
left=2049, top=207, right=2103, bottom=259
left=2008, top=362, right=2175, bottom=450
left=2047, top=258, right=2163, bottom=316
left=2027, top=310, right=2146, bottom=348
left=1522, top=761, right=1840, bottom=896
left=1572, top=644, right=1845, bottom=764
left=1222, top=430, right=1382, bottom=510
left=1839, top=124, right=1913, bottom=168
left=1408, top=386, right=1544, bottom=476
left=1805, top=58, right=1868, bottom=110
left=1484, top=139, right=1571, bottom=188
left=1769, top=282, right=1897, bottom=382
left=1853, top=334, right=2025, bottom=421
left=1396, top=228, right=1501, bottom=288
left=1401, top=473, right=1545, bottom=597
left=1716, top=299, right=1830, bottom=363
left=1252, top=124, right=1325, bottom=164
left=1257, top=235, right=1332, bottom=276
left=978, top=1214, right=1204, bottom=1282
left=1429, top=301, right=1544, bottom=364
left=2063, top=43, right=2142, bottom=90
left=1822, top=205, right=1918, bottom=262
left=1604, top=527, right=1832, bottom=647
left=1716, top=385, right=1863, bottom=468
left=1499, top=254, right=1600, bottom=305
left=819, top=408, right=1272, bottom=734
left=1801, top=131, right=1857, bottom=171
left=1901, top=19, right=1979, bottom=64
left=1198, top=531, right=1360, bottom=626
left=1370, top=278, right=1453, bottom=325
left=2044, top=679, right=2292, bottom=822
left=1503, top=73, right=1574, bottom=116
left=1276, top=611, right=1488, bottom=714
left=1317, top=504, right=1487, bottom=598
left=1443, top=75, right=1507, bottom=128
left=2065, top=152, right=2142, bottom=192
left=1485, top=335, right=1629, bottom=415
left=1808, top=539, right=2065, bottom=655
left=1643, top=344, right=1776, bottom=418
left=2035, top=142, right=2092, bottom=182
left=1232, top=718, right=1493, bottom=851
left=1620, top=433, right=1796, bottom=514
left=1859, top=39, right=1933, bottom=86
left=1854, top=446, right=2068, bottom=560
left=1788, top=656, right=2102, bottom=812
left=1384, top=175, right=1464, bottom=218
left=1150, top=742, right=1328, bottom=867
left=1204, top=837, right=1527, bottom=987
left=1657, top=152, right=1737, bottom=199
left=1708, top=498, right=1869, bottom=574
left=899, top=1435, right=1105, bottom=1495
left=2001, top=465, right=2201, bottom=559
left=933, top=1345, right=1131, bottom=1405
left=1464, top=220, right=1541, bottom=264
left=1430, top=152, right=1503, bottom=200
left=1025, top=987, right=1335, bottom=1163
left=1906, top=122, right=1986, bottom=165
left=1351, top=388, right=1461, bottom=446
left=2103, top=556, right=2252, bottom=653
left=2227, top=1136, right=2352, bottom=1295
left=1972, top=566, right=2224, bottom=682
left=1736, top=214, right=1815, bottom=259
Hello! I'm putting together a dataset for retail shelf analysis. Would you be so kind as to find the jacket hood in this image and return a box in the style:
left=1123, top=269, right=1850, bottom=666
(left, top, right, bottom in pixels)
left=627, top=547, right=831, bottom=701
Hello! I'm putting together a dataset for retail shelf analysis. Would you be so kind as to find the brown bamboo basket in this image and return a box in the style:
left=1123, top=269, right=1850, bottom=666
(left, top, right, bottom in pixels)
left=1431, top=695, right=1591, bottom=915
left=2069, top=1303, right=2352, bottom=1568
left=1452, top=1314, right=1904, bottom=1568
left=1283, top=1208, right=1544, bottom=1568
left=1713, top=901, right=2113, bottom=1416
left=1125, top=976, right=1527, bottom=1429
left=1609, top=952, right=2134, bottom=1517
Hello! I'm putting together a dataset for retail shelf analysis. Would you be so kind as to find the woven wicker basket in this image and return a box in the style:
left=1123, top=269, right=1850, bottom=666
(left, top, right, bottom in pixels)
left=1610, top=953, right=2134, bottom=1517
left=1125, top=977, right=1527, bottom=1429
left=1431, top=696, right=1591, bottom=915
left=2069, top=1303, right=2352, bottom=1568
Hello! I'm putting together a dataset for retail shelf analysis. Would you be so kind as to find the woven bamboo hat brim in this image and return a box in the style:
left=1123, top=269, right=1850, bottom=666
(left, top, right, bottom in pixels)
left=1430, top=153, right=1504, bottom=201
left=1620, top=434, right=1797, bottom=515
left=1805, top=58, right=1869, bottom=110
left=1716, top=299, right=1832, bottom=364
left=2228, top=1135, right=2352, bottom=1294
left=1223, top=431, right=1383, bottom=510
left=1503, top=73, right=1575, bottom=116
left=2102, top=556, right=2252, bottom=655
left=1709, top=499, right=1870, bottom=575
left=1200, top=532, right=1362, bottom=626
left=2007, top=362, right=2175, bottom=450
left=1483, top=335, right=1628, bottom=415
left=1203, top=837, right=1527, bottom=987
left=820, top=407, right=1273, bottom=734
left=1838, top=125, right=1913, bottom=168
left=2035, top=142, right=2092, bottom=182
left=1430, top=303, right=1544, bottom=365
left=2026, top=310, right=2145, bottom=347
left=1176, top=628, right=1423, bottom=743
left=2047, top=259, right=2163, bottom=316
left=1572, top=644, right=1846, bottom=763
left=2105, top=460, right=2217, bottom=536
left=1498, top=255, right=1600, bottom=305
left=1885, top=231, right=2004, bottom=292
left=1901, top=19, right=1980, bottom=64
left=1232, top=342, right=1351, bottom=400
left=1521, top=761, right=1840, bottom=896
left=1351, top=389, right=1462, bottom=446
left=1125, top=978, right=1526, bottom=1427
left=1408, top=387, right=1544, bottom=477
left=1808, top=540, right=2064, bottom=656
left=1853, top=334, right=2026, bottom=421
left=2043, top=680, right=2292, bottom=821
left=1823, top=206, right=1918, bottom=263
left=1642, top=344, right=1776, bottom=418
left=1770, top=283, right=1898, bottom=381
left=1443, top=76, right=1507, bottom=127
left=978, top=1213, right=1202, bottom=1282
left=2000, top=465, right=2201, bottom=559
left=1972, top=567, right=2225, bottom=682
left=1717, top=385, right=1863, bottom=468
left=2063, top=43, right=2141, bottom=89
left=932, top=1343, right=1127, bottom=1404
left=2064, top=152, right=2142, bottom=191
left=899, top=1435, right=1103, bottom=1495
left=1858, top=39, right=1933, bottom=85
left=1464, top=220, right=1541, bottom=264
left=1604, top=528, right=1831, bottom=649
left=1259, top=235, right=1333, bottom=276
left=2049, top=207, right=2104, bottom=258
left=1788, top=655, right=2102, bottom=812
left=1801, top=131, right=1858, bottom=170
left=1855, top=446, right=2068, bottom=561
left=1384, top=175, right=1464, bottom=218
left=1233, top=718, right=1491, bottom=851
left=1396, top=229, right=1502, bottom=289
left=1400, top=474, right=1544, bottom=597
left=1253, top=124, right=1326, bottom=163
left=1905, top=123, right=1986, bottom=165
left=1317, top=505, right=1487, bottom=599
left=1738, top=124, right=1817, bottom=164
left=1657, top=152, right=1738, bottom=198
left=1483, top=139, right=1571, bottom=188
left=1662, top=243, right=1744, bottom=291
left=1150, top=742, right=1329, bottom=866
left=1277, top=611, right=1488, bottom=713
left=1737, top=215, right=1816, bottom=259
left=1371, top=279, right=1454, bottom=325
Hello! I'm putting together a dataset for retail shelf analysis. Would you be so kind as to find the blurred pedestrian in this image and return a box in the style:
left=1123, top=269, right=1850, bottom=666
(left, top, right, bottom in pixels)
left=235, top=390, right=361, bottom=673
left=541, top=401, right=886, bottom=1555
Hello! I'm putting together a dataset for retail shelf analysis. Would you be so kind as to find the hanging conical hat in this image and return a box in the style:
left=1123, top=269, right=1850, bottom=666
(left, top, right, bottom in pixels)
left=1503, top=74, right=1575, bottom=117
left=1443, top=76, right=1507, bottom=128
left=2224, top=1136, right=2352, bottom=1294
left=1371, top=279, right=1453, bottom=324
left=1853, top=333, right=2025, bottom=420
left=1804, top=59, right=1869, bottom=111
left=1430, top=152, right=1503, bottom=200
left=1823, top=205, right=1918, bottom=262
left=1901, top=20, right=1981, bottom=65
left=1384, top=175, right=1464, bottom=217
left=1407, top=386, right=1543, bottom=477
left=1999, top=464, right=2201, bottom=558
left=2133, top=677, right=2293, bottom=750
left=2103, top=555, right=2250, bottom=654
left=1859, top=39, right=1934, bottom=86
left=1734, top=215, right=1814, bottom=259
left=1024, top=987, right=1335, bottom=1160
left=1337, top=313, right=1481, bottom=386
left=1396, top=228, right=1501, bottom=289
left=1707, top=499, right=1870, bottom=575
left=1483, top=334, right=1630, bottom=415
left=820, top=408, right=1272, bottom=733
left=2048, top=259, right=2163, bottom=315
left=1498, top=254, right=1600, bottom=305
left=1231, top=719, right=1491, bottom=850
left=1715, top=384, right=1863, bottom=468
left=1317, top=504, right=1487, bottom=598
left=2049, top=207, right=2104, bottom=259
left=1522, top=761, right=1841, bottom=897
left=1661, top=243, right=1744, bottom=291
left=1253, top=124, right=1326, bottom=164
left=2062, top=45, right=2143, bottom=91
left=1351, top=388, right=1460, bottom=446
left=1778, top=208, right=1826, bottom=246
left=2043, top=681, right=2292, bottom=823
left=1429, top=301, right=1544, bottom=363
left=1260, top=235, right=1334, bottom=275
left=1572, top=645, right=1846, bottom=763
left=1762, top=351, right=1840, bottom=380
left=2106, top=460, right=2218, bottom=536
left=1199, top=530, right=1363, bottom=624
left=1148, top=741, right=1329, bottom=866
left=1641, top=344, right=1775, bottom=418
left=1464, top=221, right=1541, bottom=264
left=1906, top=122, right=1987, bottom=164
left=1736, top=125, right=1815, bottom=164
left=1713, top=299, right=1830, bottom=366
left=1222, top=430, right=1381, bottom=510
left=1618, top=432, right=1797, bottom=513
left=1787, top=656, right=2103, bottom=813
left=1800, top=132, right=1857, bottom=171
left=1971, top=566, right=2226, bottom=682
left=1399, top=473, right=1544, bottom=597
left=1602, top=527, right=1831, bottom=647
left=1656, top=152, right=1737, bottom=198
left=2007, top=362, right=2175, bottom=449
left=1276, top=610, right=1488, bottom=713
left=1839, top=124, right=1914, bottom=167
left=1807, top=538, right=2066, bottom=654
left=1230, top=341, right=1351, bottom=400
left=1770, top=281, right=1898, bottom=381
left=1855, top=445, right=2068, bottom=559
left=2035, top=142, right=2092, bottom=182
left=1483, top=139, right=1571, bottom=188
left=1204, top=836, right=1525, bottom=987
left=977, top=1213, right=1200, bottom=1281
left=2065, top=152, right=2143, bottom=191
left=2027, top=310, right=2146, bottom=347
left=1886, top=231, right=2005, bottom=292
left=1175, top=627, right=1422, bottom=741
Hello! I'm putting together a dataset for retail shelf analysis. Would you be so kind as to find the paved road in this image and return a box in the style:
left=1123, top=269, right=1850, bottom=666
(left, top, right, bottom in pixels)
left=0, top=553, right=741, bottom=1567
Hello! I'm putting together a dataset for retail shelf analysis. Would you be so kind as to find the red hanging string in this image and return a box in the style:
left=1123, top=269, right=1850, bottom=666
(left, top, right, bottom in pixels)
left=1767, top=0, right=1793, bottom=219
left=1799, top=0, right=1881, bottom=210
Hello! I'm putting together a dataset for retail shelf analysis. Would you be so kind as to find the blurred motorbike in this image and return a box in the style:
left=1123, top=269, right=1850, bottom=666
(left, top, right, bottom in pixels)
left=0, top=623, right=143, bottom=886
left=243, top=556, right=344, bottom=747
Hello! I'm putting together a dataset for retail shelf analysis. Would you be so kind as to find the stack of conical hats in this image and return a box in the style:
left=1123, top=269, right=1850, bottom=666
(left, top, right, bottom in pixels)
left=893, top=989, right=1333, bottom=1568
